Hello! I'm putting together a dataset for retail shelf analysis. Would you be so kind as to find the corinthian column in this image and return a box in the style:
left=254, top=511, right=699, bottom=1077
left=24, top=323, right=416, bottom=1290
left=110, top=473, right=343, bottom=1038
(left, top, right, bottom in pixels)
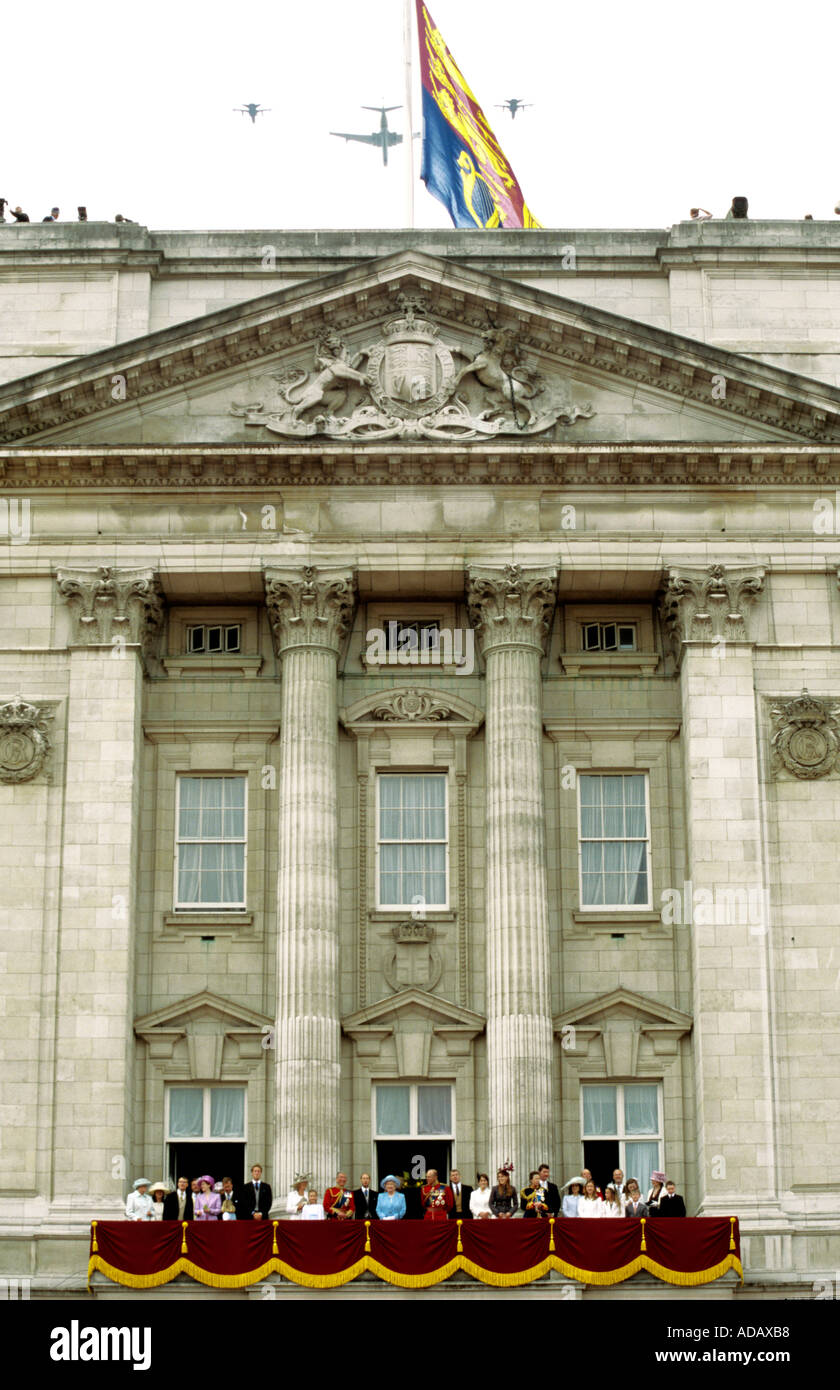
left=264, top=565, right=356, bottom=1193
left=467, top=564, right=557, bottom=1177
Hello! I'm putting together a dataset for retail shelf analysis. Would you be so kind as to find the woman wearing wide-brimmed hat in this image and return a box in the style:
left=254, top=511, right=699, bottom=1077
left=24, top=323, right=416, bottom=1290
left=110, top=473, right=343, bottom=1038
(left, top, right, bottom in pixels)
left=125, top=1178, right=153, bottom=1221
left=148, top=1181, right=170, bottom=1221
left=561, top=1177, right=584, bottom=1218
left=286, top=1174, right=311, bottom=1217
left=193, top=1175, right=221, bottom=1220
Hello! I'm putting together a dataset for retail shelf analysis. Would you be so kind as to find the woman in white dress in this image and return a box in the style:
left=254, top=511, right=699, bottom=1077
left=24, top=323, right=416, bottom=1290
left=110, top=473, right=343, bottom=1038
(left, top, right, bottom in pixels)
left=300, top=1190, right=326, bottom=1220
left=469, top=1173, right=493, bottom=1219
left=125, top=1178, right=153, bottom=1221
left=286, top=1177, right=310, bottom=1218
left=148, top=1182, right=168, bottom=1221
left=578, top=1179, right=604, bottom=1218
left=602, top=1183, right=623, bottom=1217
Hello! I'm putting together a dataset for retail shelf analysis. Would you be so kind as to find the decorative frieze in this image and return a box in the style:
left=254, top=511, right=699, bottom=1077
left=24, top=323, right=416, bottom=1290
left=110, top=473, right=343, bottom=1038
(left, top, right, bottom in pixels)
left=263, top=564, right=356, bottom=656
left=770, top=690, right=840, bottom=779
left=659, top=563, right=765, bottom=665
left=369, top=690, right=462, bottom=722
left=0, top=696, right=55, bottom=783
left=55, top=565, right=164, bottom=660
left=467, top=563, right=557, bottom=655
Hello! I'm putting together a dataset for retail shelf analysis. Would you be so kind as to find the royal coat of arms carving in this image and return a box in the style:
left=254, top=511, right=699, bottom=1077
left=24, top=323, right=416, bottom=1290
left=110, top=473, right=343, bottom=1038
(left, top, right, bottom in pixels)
left=0, top=697, right=54, bottom=784
left=770, top=689, right=840, bottom=779
left=231, top=298, right=594, bottom=441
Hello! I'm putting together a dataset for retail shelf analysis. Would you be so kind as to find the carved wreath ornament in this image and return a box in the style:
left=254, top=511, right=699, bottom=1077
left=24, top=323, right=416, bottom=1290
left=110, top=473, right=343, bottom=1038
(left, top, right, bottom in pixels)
left=0, top=697, right=54, bottom=783
left=770, top=690, right=840, bottom=779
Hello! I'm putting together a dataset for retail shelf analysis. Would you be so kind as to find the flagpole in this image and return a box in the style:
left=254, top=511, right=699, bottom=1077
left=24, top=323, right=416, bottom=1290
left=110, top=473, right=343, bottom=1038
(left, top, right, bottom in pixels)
left=404, top=0, right=415, bottom=228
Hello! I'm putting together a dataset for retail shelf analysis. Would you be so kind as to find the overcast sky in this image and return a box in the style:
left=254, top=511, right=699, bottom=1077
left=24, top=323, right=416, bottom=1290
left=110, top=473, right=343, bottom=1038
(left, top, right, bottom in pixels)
left=4, top=0, right=840, bottom=231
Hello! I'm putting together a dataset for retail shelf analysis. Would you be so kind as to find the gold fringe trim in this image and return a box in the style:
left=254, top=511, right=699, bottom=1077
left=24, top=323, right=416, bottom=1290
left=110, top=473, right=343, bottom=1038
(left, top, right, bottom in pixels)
left=640, top=1255, right=744, bottom=1287
left=458, top=1257, right=553, bottom=1287
left=551, top=1256, right=646, bottom=1286
left=363, top=1257, right=462, bottom=1289
left=87, top=1249, right=744, bottom=1292
left=274, top=1259, right=370, bottom=1289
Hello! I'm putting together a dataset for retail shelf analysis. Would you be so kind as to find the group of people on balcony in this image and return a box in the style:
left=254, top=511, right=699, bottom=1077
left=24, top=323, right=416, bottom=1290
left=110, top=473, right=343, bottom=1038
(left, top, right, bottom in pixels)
left=126, top=1161, right=686, bottom=1222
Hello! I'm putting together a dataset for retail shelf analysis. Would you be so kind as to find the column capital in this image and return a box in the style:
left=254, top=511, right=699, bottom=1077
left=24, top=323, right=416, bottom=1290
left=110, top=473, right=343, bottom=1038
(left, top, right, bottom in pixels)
left=56, top=565, right=164, bottom=661
left=264, top=565, right=356, bottom=657
left=466, top=563, right=557, bottom=656
left=659, top=562, right=765, bottom=665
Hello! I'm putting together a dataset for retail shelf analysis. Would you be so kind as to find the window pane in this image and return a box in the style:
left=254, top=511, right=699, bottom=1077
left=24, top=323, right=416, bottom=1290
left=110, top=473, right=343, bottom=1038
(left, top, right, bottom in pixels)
left=178, top=777, right=202, bottom=838
left=169, top=1088, right=204, bottom=1137
left=582, top=1086, right=617, bottom=1135
left=417, top=1085, right=451, bottom=1135
left=625, top=1141, right=659, bottom=1197
left=376, top=1086, right=410, bottom=1135
left=201, top=778, right=224, bottom=839
left=624, top=1085, right=658, bottom=1134
left=210, top=1088, right=245, bottom=1137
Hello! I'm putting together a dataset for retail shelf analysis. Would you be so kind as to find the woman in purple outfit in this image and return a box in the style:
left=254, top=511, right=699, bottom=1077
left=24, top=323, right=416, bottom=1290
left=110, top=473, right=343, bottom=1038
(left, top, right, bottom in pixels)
left=193, top=1175, right=221, bottom=1220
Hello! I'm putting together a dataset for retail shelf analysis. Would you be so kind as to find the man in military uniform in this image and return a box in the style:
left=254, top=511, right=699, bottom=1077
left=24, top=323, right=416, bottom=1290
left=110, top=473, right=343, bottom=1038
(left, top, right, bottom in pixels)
left=323, top=1171, right=355, bottom=1219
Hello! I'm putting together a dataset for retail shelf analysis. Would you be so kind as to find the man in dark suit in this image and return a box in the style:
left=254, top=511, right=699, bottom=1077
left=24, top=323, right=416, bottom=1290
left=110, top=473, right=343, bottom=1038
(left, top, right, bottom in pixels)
left=536, top=1164, right=561, bottom=1217
left=239, top=1163, right=272, bottom=1219
left=353, top=1172, right=378, bottom=1221
left=162, top=1175, right=193, bottom=1221
left=447, top=1169, right=473, bottom=1219
left=657, top=1180, right=687, bottom=1217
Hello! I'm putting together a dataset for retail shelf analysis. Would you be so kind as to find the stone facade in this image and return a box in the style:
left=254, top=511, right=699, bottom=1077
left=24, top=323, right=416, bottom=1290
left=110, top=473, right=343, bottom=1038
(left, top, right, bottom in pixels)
left=1, top=223, right=839, bottom=1295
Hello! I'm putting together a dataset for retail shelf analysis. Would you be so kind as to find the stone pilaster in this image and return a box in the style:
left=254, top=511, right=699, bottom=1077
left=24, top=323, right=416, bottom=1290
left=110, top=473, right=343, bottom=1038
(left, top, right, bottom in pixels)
left=660, top=563, right=779, bottom=1221
left=467, top=564, right=556, bottom=1176
left=51, top=567, right=158, bottom=1215
left=264, top=565, right=356, bottom=1193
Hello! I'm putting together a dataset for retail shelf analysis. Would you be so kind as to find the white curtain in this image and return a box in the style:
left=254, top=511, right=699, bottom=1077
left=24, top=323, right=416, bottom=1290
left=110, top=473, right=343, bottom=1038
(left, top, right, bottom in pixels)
left=210, top=1088, right=245, bottom=1137
left=169, top=1088, right=203, bottom=1137
left=582, top=1086, right=617, bottom=1135
left=624, top=1085, right=658, bottom=1134
left=417, top=1086, right=451, bottom=1135
left=376, top=1086, right=410, bottom=1135
left=580, top=775, right=647, bottom=906
left=625, top=1141, right=659, bottom=1195
left=380, top=844, right=445, bottom=906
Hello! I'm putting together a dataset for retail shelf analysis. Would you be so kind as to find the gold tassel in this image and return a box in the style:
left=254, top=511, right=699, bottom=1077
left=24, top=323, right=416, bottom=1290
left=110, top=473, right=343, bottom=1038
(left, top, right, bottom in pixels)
left=181, top=1221, right=188, bottom=1254
left=548, top=1217, right=556, bottom=1252
left=456, top=1219, right=463, bottom=1253
left=272, top=1221, right=279, bottom=1254
left=729, top=1216, right=736, bottom=1251
left=364, top=1220, right=371, bottom=1253
left=640, top=1217, right=647, bottom=1252
left=90, top=1221, right=98, bottom=1253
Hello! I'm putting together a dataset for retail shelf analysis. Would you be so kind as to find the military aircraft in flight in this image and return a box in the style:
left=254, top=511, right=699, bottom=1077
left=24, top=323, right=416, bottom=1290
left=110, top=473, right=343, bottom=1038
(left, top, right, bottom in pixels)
left=234, top=103, right=270, bottom=124
left=330, top=105, right=403, bottom=166
left=497, top=99, right=532, bottom=119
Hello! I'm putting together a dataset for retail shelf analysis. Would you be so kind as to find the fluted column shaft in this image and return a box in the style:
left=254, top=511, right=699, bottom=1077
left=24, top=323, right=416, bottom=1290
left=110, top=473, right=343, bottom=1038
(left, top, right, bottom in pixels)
left=468, top=566, right=556, bottom=1178
left=265, top=567, right=355, bottom=1194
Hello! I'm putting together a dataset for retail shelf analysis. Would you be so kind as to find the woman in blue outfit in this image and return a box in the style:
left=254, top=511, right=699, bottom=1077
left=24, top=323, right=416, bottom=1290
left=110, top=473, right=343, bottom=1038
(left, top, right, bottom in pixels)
left=377, top=1175, right=406, bottom=1220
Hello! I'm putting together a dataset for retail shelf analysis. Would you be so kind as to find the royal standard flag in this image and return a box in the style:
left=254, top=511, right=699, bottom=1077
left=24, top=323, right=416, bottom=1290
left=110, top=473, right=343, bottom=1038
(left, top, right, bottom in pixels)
left=416, top=1, right=541, bottom=229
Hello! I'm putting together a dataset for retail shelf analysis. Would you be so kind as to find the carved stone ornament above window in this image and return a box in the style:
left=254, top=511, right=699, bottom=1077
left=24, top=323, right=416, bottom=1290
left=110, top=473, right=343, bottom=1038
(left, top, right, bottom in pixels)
left=0, top=696, right=55, bottom=783
left=370, top=690, right=463, bottom=722
left=230, top=297, right=594, bottom=442
left=770, top=689, right=840, bottom=779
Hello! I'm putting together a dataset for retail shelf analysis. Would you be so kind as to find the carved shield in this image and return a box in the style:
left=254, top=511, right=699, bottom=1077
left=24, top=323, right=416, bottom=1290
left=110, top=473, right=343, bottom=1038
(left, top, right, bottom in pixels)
left=367, top=322, right=456, bottom=418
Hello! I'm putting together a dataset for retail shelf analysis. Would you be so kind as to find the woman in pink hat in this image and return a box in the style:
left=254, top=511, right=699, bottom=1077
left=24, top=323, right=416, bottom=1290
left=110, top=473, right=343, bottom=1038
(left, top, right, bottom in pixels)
left=193, top=1175, right=221, bottom=1220
left=645, top=1171, right=667, bottom=1214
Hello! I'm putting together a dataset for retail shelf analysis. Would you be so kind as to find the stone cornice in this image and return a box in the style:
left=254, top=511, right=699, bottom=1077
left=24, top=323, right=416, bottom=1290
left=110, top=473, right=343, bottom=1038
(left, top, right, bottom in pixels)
left=1, top=252, right=839, bottom=444
left=5, top=443, right=840, bottom=487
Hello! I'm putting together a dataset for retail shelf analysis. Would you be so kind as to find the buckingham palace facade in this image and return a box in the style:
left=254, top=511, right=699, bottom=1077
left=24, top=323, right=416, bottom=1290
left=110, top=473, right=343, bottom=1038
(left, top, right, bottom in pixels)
left=1, top=220, right=839, bottom=1294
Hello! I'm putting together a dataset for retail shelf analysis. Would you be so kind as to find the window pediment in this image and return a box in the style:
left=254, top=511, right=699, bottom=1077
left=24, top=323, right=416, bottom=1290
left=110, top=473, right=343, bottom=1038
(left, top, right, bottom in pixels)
left=340, top=686, right=483, bottom=731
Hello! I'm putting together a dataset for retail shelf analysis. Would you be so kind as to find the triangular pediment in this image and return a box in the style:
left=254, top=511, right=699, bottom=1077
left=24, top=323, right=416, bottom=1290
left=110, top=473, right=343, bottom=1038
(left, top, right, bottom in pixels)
left=342, top=986, right=485, bottom=1034
left=2, top=249, right=839, bottom=449
left=134, top=989, right=272, bottom=1034
left=554, top=987, right=692, bottom=1033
